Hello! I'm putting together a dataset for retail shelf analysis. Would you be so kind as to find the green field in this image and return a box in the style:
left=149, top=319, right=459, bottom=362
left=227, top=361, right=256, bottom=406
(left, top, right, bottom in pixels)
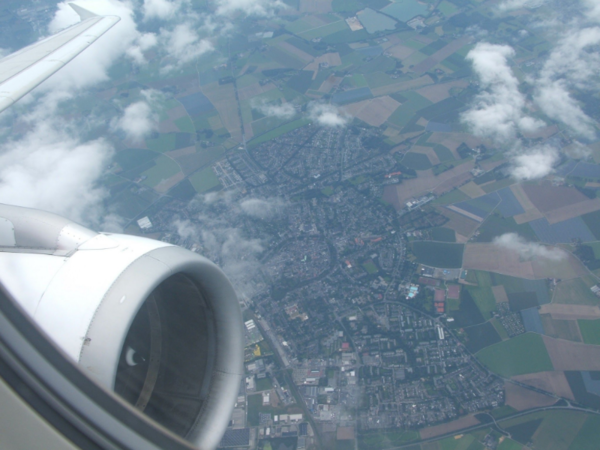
left=248, top=118, right=310, bottom=147
left=146, top=133, right=177, bottom=153
left=475, top=214, right=537, bottom=243
left=108, top=189, right=152, bottom=219
left=357, top=430, right=419, bottom=450
left=141, top=155, right=181, bottom=188
left=431, top=189, right=470, bottom=206
left=189, top=166, right=221, bottom=193
left=174, top=116, right=196, bottom=133
left=582, top=210, right=600, bottom=240
left=476, top=332, right=553, bottom=377
left=467, top=285, right=496, bottom=320
left=412, top=242, right=464, bottom=268
left=554, top=277, right=600, bottom=306
left=438, top=0, right=459, bottom=15
left=438, top=433, right=477, bottom=450
left=297, top=20, right=349, bottom=40
left=403, top=152, right=433, bottom=170
left=568, top=415, right=600, bottom=450
left=255, top=376, right=273, bottom=391
left=578, top=318, right=600, bottom=345
left=114, top=148, right=158, bottom=171
left=363, top=261, right=379, bottom=274
left=431, top=227, right=456, bottom=242
left=387, top=91, right=433, bottom=128
left=496, top=409, right=596, bottom=450
left=490, top=405, right=517, bottom=419
left=497, top=438, right=524, bottom=450
left=433, top=145, right=455, bottom=162
left=491, top=318, right=510, bottom=340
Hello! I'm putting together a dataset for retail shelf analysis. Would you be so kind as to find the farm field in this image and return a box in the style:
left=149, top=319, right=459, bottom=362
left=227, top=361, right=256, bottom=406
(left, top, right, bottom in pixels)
left=357, top=430, right=419, bottom=450
left=512, top=370, right=575, bottom=400
left=543, top=335, right=600, bottom=371
left=189, top=166, right=221, bottom=193
left=476, top=333, right=554, bottom=377
left=411, top=242, right=464, bottom=268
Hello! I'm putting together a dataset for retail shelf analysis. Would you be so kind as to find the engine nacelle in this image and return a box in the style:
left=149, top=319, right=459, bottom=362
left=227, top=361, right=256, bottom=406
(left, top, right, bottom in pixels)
left=0, top=204, right=243, bottom=450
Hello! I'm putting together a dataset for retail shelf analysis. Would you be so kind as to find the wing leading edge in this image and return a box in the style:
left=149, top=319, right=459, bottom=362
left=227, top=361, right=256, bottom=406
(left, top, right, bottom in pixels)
left=0, top=4, right=120, bottom=113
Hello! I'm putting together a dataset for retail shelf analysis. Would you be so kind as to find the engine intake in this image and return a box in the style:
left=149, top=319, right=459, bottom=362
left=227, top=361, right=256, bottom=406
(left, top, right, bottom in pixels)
left=0, top=204, right=243, bottom=450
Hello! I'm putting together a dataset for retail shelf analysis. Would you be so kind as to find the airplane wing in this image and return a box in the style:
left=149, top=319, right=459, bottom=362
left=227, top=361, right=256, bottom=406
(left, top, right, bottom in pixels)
left=0, top=4, right=120, bottom=113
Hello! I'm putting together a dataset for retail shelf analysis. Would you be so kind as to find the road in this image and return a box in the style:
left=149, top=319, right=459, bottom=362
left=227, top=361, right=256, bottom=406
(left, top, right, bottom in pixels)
left=250, top=312, right=324, bottom=449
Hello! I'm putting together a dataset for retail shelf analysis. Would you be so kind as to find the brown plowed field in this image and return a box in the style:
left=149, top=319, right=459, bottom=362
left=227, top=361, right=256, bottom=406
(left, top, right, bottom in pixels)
left=419, top=414, right=479, bottom=439
left=539, top=304, right=600, bottom=320
left=522, top=184, right=588, bottom=214
left=512, top=371, right=575, bottom=400
left=462, top=243, right=535, bottom=278
left=504, top=382, right=557, bottom=410
left=382, top=160, right=474, bottom=209
left=543, top=335, right=600, bottom=371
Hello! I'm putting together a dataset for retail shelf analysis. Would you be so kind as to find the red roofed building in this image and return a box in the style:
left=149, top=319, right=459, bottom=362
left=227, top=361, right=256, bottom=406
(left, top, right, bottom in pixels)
left=447, top=285, right=461, bottom=299
left=341, top=342, right=350, bottom=350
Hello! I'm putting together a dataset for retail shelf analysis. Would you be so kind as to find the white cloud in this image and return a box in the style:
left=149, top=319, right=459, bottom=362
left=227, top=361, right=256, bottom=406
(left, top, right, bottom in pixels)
left=0, top=119, right=112, bottom=225
left=159, top=23, right=213, bottom=72
left=215, top=0, right=286, bottom=17
left=142, top=0, right=185, bottom=20
left=461, top=43, right=543, bottom=144
left=251, top=99, right=296, bottom=119
left=496, top=0, right=547, bottom=12
left=113, top=101, right=156, bottom=142
left=46, top=1, right=141, bottom=91
left=534, top=27, right=600, bottom=139
left=583, top=0, right=600, bottom=23
left=493, top=233, right=566, bottom=260
left=509, top=145, right=559, bottom=180
left=308, top=103, right=350, bottom=127
left=535, top=80, right=596, bottom=139
left=172, top=214, right=264, bottom=298
left=126, top=32, right=158, bottom=64
left=240, top=197, right=286, bottom=219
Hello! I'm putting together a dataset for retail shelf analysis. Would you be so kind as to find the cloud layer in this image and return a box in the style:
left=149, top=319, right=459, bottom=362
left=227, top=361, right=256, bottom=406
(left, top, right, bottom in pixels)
left=308, top=103, right=350, bottom=127
left=0, top=118, right=112, bottom=225
left=493, top=233, right=566, bottom=261
left=251, top=100, right=296, bottom=120
left=462, top=43, right=543, bottom=144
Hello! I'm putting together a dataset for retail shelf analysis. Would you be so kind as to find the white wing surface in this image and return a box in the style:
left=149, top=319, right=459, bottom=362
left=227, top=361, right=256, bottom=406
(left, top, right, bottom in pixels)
left=0, top=4, right=119, bottom=113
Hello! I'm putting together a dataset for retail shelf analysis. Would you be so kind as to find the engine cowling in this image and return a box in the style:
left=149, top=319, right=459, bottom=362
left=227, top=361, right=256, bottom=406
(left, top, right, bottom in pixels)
left=0, top=204, right=243, bottom=450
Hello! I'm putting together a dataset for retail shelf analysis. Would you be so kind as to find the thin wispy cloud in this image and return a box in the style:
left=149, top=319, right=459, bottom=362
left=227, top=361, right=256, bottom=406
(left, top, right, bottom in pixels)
left=215, top=0, right=286, bottom=17
left=493, top=233, right=566, bottom=260
left=535, top=27, right=600, bottom=139
left=158, top=23, right=213, bottom=73
left=251, top=99, right=296, bottom=120
left=496, top=0, right=547, bottom=12
left=0, top=117, right=112, bottom=225
left=142, top=0, right=187, bottom=21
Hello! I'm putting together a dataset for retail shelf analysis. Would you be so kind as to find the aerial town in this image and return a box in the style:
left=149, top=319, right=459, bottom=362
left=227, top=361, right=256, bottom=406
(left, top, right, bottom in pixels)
left=5, top=0, right=600, bottom=448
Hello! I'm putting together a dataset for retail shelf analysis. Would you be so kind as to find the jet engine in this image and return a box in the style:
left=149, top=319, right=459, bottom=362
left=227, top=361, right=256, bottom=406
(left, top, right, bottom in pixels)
left=0, top=204, right=243, bottom=450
